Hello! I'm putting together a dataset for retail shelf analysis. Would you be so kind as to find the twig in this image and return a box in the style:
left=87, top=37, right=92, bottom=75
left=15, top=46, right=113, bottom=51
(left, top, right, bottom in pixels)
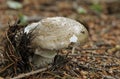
left=69, top=45, right=112, bottom=51
left=103, top=75, right=116, bottom=79
left=10, top=66, right=51, bottom=79
left=41, top=71, right=62, bottom=78
left=0, top=62, right=14, bottom=73
left=26, top=16, right=44, bottom=22
left=76, top=47, right=112, bottom=51
left=69, top=52, right=120, bottom=59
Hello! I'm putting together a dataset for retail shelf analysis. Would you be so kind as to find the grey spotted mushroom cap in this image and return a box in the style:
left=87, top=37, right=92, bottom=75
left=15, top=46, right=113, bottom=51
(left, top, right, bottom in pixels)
left=25, top=17, right=89, bottom=51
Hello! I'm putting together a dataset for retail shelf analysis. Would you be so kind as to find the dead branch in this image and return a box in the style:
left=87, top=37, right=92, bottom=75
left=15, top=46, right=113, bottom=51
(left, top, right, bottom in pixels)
left=10, top=66, right=51, bottom=79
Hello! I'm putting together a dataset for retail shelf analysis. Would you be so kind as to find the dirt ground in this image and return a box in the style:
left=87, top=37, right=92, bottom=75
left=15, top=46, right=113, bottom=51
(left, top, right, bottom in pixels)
left=0, top=0, right=120, bottom=79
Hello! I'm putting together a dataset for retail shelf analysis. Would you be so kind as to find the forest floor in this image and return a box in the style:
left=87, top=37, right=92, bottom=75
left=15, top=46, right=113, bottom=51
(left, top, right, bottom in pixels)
left=0, top=0, right=120, bottom=79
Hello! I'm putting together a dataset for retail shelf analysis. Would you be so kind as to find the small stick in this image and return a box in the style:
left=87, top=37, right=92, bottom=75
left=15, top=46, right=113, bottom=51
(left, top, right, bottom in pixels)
left=76, top=47, right=112, bottom=51
left=10, top=66, right=51, bottom=79
left=27, top=16, right=43, bottom=22
left=0, top=62, right=14, bottom=73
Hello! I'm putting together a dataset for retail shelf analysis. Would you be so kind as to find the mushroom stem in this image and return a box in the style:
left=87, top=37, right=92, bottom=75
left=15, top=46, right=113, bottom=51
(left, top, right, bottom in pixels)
left=32, top=49, right=57, bottom=68
left=72, top=46, right=76, bottom=54
left=32, top=54, right=53, bottom=68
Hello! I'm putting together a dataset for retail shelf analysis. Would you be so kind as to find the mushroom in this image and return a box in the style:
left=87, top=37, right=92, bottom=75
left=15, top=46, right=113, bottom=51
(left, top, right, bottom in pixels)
left=24, top=17, right=89, bottom=68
